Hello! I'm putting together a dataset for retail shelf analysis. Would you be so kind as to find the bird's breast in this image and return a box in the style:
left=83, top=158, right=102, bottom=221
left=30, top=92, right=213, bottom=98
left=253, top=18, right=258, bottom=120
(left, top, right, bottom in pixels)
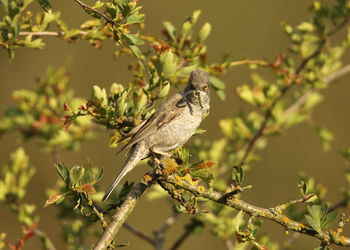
left=145, top=106, right=203, bottom=152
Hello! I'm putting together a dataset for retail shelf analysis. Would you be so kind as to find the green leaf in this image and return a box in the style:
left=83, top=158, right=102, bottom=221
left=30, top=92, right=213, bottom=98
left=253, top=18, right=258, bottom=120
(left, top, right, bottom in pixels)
left=197, top=22, right=211, bottom=43
left=116, top=242, right=130, bottom=248
left=233, top=211, right=245, bottom=232
left=81, top=161, right=95, bottom=184
left=110, top=83, right=125, bottom=97
left=63, top=29, right=81, bottom=39
left=305, top=213, right=322, bottom=234
left=44, top=193, right=66, bottom=207
left=94, top=168, right=104, bottom=183
left=163, top=21, right=176, bottom=41
left=128, top=45, right=145, bottom=59
left=191, top=169, right=214, bottom=182
left=135, top=89, right=148, bottom=111
left=126, top=13, right=145, bottom=24
left=321, top=210, right=337, bottom=231
left=56, top=163, right=70, bottom=185
left=236, top=85, right=255, bottom=105
left=300, top=34, right=319, bottom=58
left=216, top=90, right=226, bottom=101
left=341, top=147, right=350, bottom=162
left=106, top=3, right=117, bottom=19
left=305, top=204, right=337, bottom=234
left=210, top=76, right=226, bottom=90
left=159, top=50, right=177, bottom=79
left=172, top=204, right=186, bottom=213
left=193, top=128, right=206, bottom=135
left=158, top=81, right=170, bottom=98
left=316, top=126, right=334, bottom=151
left=80, top=19, right=101, bottom=29
left=191, top=10, right=202, bottom=23
left=93, top=0, right=104, bottom=9
left=177, top=147, right=190, bottom=164
left=22, top=38, right=45, bottom=49
left=232, top=165, right=244, bottom=184
left=70, top=166, right=85, bottom=183
left=297, top=22, right=315, bottom=32
left=37, top=0, right=51, bottom=12
left=122, top=33, right=144, bottom=46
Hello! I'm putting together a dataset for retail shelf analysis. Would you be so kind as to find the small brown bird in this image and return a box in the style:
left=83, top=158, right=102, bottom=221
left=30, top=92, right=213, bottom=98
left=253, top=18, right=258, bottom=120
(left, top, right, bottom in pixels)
left=102, top=69, right=210, bottom=201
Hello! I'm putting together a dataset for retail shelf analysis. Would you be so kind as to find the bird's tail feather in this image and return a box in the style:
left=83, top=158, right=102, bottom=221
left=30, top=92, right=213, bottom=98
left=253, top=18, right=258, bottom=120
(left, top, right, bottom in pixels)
left=102, top=144, right=146, bottom=202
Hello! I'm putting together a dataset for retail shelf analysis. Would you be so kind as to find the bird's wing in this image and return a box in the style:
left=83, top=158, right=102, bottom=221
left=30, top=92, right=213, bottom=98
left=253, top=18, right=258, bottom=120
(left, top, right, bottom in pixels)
left=116, top=93, right=185, bottom=153
left=117, top=118, right=148, bottom=144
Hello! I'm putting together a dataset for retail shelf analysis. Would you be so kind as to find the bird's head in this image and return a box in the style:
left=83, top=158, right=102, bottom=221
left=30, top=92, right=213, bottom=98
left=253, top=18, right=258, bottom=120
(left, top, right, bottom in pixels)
left=183, top=69, right=210, bottom=111
left=184, top=69, right=210, bottom=94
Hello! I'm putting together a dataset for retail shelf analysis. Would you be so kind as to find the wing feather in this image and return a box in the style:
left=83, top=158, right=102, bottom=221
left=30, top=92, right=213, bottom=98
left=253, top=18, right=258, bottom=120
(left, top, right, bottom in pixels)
left=116, top=93, right=185, bottom=154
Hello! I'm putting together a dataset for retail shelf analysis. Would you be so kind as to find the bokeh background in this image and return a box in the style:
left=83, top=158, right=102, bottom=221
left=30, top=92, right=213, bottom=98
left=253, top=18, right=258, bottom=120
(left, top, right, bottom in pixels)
left=1, top=0, right=350, bottom=249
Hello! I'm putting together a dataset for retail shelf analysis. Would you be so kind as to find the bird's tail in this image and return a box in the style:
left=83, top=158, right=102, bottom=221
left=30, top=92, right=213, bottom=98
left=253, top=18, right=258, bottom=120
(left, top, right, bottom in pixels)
left=102, top=143, right=147, bottom=202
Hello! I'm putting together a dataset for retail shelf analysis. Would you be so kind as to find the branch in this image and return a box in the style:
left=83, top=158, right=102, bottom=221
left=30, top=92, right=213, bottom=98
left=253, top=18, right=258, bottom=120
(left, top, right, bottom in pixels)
left=329, top=200, right=348, bottom=213
left=238, top=17, right=349, bottom=166
left=93, top=171, right=156, bottom=250
left=284, top=197, right=349, bottom=250
left=169, top=229, right=192, bottom=250
left=153, top=213, right=179, bottom=250
left=163, top=174, right=350, bottom=247
left=230, top=59, right=269, bottom=68
left=123, top=223, right=155, bottom=246
left=19, top=31, right=87, bottom=37
left=33, top=229, right=56, bottom=250
left=157, top=213, right=179, bottom=235
left=283, top=63, right=350, bottom=118
left=324, top=63, right=350, bottom=83
left=90, top=201, right=108, bottom=229
left=73, top=0, right=114, bottom=25
left=224, top=239, right=235, bottom=250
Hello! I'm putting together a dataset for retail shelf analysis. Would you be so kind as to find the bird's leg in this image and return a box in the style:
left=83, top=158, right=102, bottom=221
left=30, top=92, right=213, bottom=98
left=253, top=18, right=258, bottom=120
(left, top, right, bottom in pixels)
left=150, top=147, right=172, bottom=158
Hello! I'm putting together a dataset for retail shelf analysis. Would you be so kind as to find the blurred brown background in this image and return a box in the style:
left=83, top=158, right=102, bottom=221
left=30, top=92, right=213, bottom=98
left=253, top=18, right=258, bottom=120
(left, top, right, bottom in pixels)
left=1, top=0, right=350, bottom=249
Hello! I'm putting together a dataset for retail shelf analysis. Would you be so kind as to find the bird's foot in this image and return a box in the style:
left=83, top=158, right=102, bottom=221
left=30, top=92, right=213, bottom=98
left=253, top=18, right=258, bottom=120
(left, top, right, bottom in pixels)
left=153, top=157, right=161, bottom=165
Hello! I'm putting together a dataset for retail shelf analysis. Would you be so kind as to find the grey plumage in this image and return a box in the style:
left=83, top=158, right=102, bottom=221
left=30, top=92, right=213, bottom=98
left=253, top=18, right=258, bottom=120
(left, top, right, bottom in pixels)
left=102, top=69, right=210, bottom=202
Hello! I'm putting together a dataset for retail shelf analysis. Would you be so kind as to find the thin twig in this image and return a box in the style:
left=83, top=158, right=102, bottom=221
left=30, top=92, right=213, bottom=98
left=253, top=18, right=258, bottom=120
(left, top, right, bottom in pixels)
left=283, top=63, right=350, bottom=118
left=169, top=229, right=192, bottom=250
left=327, top=16, right=349, bottom=36
left=91, top=203, right=108, bottom=229
left=73, top=0, right=114, bottom=25
left=157, top=213, right=179, bottom=235
left=238, top=17, right=349, bottom=166
left=19, top=31, right=87, bottom=37
left=224, top=239, right=234, bottom=250
left=123, top=223, right=155, bottom=246
left=33, top=229, right=56, bottom=250
left=153, top=213, right=179, bottom=250
left=324, top=63, right=350, bottom=83
left=283, top=232, right=300, bottom=250
left=230, top=59, right=269, bottom=68
left=329, top=200, right=348, bottom=213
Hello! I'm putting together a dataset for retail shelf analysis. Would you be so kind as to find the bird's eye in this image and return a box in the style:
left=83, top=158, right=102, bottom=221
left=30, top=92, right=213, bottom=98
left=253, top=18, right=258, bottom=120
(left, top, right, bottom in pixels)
left=202, top=85, right=208, bottom=91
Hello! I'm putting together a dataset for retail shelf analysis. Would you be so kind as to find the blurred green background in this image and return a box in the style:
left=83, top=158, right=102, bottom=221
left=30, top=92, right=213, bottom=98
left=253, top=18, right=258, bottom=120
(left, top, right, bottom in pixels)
left=1, top=0, right=350, bottom=249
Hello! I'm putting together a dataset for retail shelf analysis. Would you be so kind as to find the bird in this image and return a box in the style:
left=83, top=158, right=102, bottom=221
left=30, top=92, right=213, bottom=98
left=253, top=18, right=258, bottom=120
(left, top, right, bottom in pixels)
left=102, top=69, right=210, bottom=202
